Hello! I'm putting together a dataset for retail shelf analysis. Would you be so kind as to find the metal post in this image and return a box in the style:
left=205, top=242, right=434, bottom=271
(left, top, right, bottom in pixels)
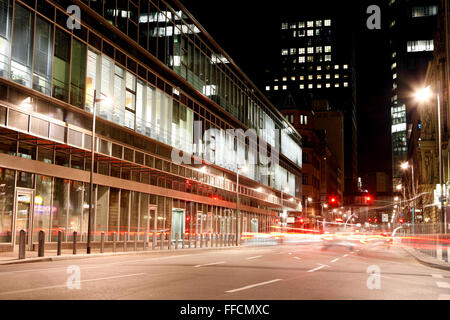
left=200, top=234, right=203, bottom=248
left=123, top=232, right=127, bottom=252
left=182, top=233, right=185, bottom=249
left=57, top=231, right=62, bottom=256
left=188, top=234, right=191, bottom=248
left=411, top=158, right=416, bottom=235
left=38, top=230, right=45, bottom=257
left=216, top=233, right=219, bottom=247
left=112, top=232, right=116, bottom=253
left=87, top=90, right=97, bottom=254
left=437, top=80, right=447, bottom=234
left=175, top=233, right=179, bottom=249
left=194, top=234, right=197, bottom=248
left=152, top=231, right=156, bottom=250
left=18, top=230, right=25, bottom=259
left=100, top=232, right=105, bottom=253
left=160, top=232, right=164, bottom=250
left=168, top=233, right=172, bottom=250
left=134, top=233, right=137, bottom=251
left=220, top=234, right=223, bottom=247
left=206, top=233, right=209, bottom=247
left=73, top=231, right=77, bottom=255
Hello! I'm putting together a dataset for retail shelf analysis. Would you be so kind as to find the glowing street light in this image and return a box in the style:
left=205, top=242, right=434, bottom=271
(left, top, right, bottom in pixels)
left=414, top=85, right=432, bottom=102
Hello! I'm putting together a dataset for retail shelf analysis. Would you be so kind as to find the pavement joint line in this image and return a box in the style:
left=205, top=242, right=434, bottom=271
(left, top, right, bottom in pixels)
left=225, top=279, right=282, bottom=293
left=0, top=273, right=146, bottom=296
left=432, top=274, right=444, bottom=278
left=436, top=281, right=450, bottom=289
left=438, top=294, right=450, bottom=300
left=194, top=261, right=226, bottom=268
left=246, top=256, right=262, bottom=260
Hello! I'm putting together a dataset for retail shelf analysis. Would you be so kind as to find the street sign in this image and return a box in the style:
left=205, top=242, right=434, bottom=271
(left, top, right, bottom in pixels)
left=381, top=214, right=388, bottom=222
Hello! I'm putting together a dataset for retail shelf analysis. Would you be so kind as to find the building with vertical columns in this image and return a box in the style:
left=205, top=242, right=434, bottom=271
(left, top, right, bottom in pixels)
left=0, top=0, right=303, bottom=251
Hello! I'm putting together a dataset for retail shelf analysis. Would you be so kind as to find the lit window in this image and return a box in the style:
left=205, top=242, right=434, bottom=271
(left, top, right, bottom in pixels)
left=307, top=21, right=314, bottom=27
left=290, top=48, right=296, bottom=55
left=392, top=52, right=396, bottom=58
left=317, top=66, right=322, bottom=71
left=291, top=76, right=296, bottom=81
left=316, top=46, right=323, bottom=53
left=299, top=48, right=305, bottom=54
left=391, top=62, right=397, bottom=69
left=325, top=55, right=331, bottom=61
left=274, top=86, right=279, bottom=90
left=299, top=76, right=304, bottom=80
left=308, top=84, right=313, bottom=89
left=407, top=40, right=434, bottom=52
left=411, top=5, right=438, bottom=17
left=334, top=74, right=339, bottom=79
left=324, top=19, right=331, bottom=26
left=316, top=20, right=322, bottom=27
left=326, top=74, right=331, bottom=79
left=334, top=65, right=339, bottom=70
left=343, top=64, right=348, bottom=69
left=281, top=49, right=288, bottom=55
left=307, top=29, right=314, bottom=36
left=298, top=22, right=305, bottom=28
left=299, top=56, right=305, bottom=63
left=325, top=46, right=332, bottom=53
left=307, top=47, right=314, bottom=54
left=344, top=82, right=348, bottom=87
left=317, top=84, right=322, bottom=88
left=290, top=23, right=296, bottom=29
left=281, top=23, right=288, bottom=30
left=317, top=75, right=322, bottom=80
left=393, top=73, right=397, bottom=79
left=307, top=56, right=314, bottom=62
left=308, top=75, right=313, bottom=80
left=299, top=84, right=305, bottom=89
left=326, top=83, right=330, bottom=88
left=274, top=78, right=279, bottom=82
left=298, top=30, right=305, bottom=37
left=315, top=29, right=321, bottom=36
left=390, top=20, right=396, bottom=28
left=282, top=85, right=287, bottom=90
left=335, top=83, right=339, bottom=87
left=282, top=76, right=287, bottom=81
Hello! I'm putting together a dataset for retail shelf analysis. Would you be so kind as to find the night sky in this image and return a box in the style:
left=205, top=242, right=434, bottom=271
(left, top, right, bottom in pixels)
left=180, top=0, right=392, bottom=179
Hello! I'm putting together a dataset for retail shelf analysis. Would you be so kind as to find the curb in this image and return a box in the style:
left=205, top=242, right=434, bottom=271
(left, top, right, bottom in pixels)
left=401, top=245, right=450, bottom=272
left=0, top=244, right=243, bottom=266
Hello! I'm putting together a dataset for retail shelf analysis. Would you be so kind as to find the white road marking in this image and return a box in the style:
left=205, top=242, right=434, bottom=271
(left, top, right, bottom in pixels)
left=0, top=273, right=145, bottom=296
left=330, top=258, right=339, bottom=263
left=436, top=282, right=450, bottom=289
left=307, top=265, right=325, bottom=272
left=438, top=294, right=450, bottom=300
left=226, top=279, right=282, bottom=293
left=432, top=274, right=444, bottom=278
left=293, top=257, right=301, bottom=260
left=288, top=253, right=292, bottom=255
left=246, top=256, right=262, bottom=260
left=194, top=261, right=225, bottom=268
left=343, top=254, right=349, bottom=257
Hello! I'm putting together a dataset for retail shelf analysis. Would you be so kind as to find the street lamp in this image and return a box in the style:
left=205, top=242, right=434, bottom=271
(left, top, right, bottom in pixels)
left=87, top=90, right=112, bottom=254
left=236, top=165, right=247, bottom=245
left=400, top=161, right=416, bottom=234
left=304, top=197, right=312, bottom=221
left=415, top=84, right=447, bottom=234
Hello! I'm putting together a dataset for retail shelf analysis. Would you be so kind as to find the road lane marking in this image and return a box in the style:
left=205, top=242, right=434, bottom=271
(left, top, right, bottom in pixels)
left=0, top=273, right=145, bottom=296
left=307, top=265, right=325, bottom=272
left=330, top=258, right=339, bottom=263
left=225, top=279, right=282, bottom=293
left=438, top=294, right=450, bottom=300
left=288, top=253, right=292, bottom=255
left=343, top=254, right=349, bottom=257
left=246, top=256, right=262, bottom=260
left=432, top=274, right=444, bottom=278
left=293, top=257, right=301, bottom=260
left=436, top=282, right=450, bottom=289
left=194, top=261, right=225, bottom=268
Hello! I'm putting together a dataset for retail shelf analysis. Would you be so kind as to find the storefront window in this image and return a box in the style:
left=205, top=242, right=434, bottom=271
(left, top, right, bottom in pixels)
left=70, top=39, right=87, bottom=109
left=0, top=0, right=12, bottom=78
left=0, top=168, right=14, bottom=243
left=52, top=28, right=70, bottom=102
left=95, top=185, right=108, bottom=241
left=120, top=189, right=129, bottom=239
left=51, top=177, right=68, bottom=241
left=33, top=175, right=52, bottom=242
left=139, top=193, right=149, bottom=240
left=108, top=187, right=119, bottom=240
left=130, top=191, right=139, bottom=239
left=11, top=4, right=33, bottom=88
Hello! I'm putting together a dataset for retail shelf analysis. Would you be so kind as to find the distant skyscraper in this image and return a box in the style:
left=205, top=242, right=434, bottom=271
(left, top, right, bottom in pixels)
left=388, top=0, right=438, bottom=185
left=264, top=15, right=358, bottom=204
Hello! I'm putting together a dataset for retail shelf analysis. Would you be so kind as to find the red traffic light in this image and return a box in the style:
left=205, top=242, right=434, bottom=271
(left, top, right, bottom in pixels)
left=366, top=196, right=372, bottom=201
left=399, top=218, right=404, bottom=224
left=368, top=218, right=372, bottom=222
left=374, top=218, right=378, bottom=223
left=299, top=218, right=304, bottom=224
left=330, top=197, right=336, bottom=203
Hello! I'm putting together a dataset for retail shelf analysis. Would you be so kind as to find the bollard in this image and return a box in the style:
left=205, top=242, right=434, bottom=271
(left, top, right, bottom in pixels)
left=206, top=233, right=209, bottom=247
left=38, top=230, right=45, bottom=257
left=73, top=232, right=77, bottom=255
left=168, top=234, right=172, bottom=250
left=123, top=232, right=128, bottom=252
left=216, top=234, right=219, bottom=247
left=57, top=230, right=62, bottom=256
left=153, top=232, right=156, bottom=250
left=200, top=234, right=203, bottom=248
left=143, top=232, right=148, bottom=251
left=100, top=232, right=105, bottom=253
left=188, top=234, right=191, bottom=249
left=18, top=230, right=26, bottom=259
left=225, top=234, right=228, bottom=247
left=220, top=234, right=223, bottom=247
left=182, top=233, right=185, bottom=249
left=194, top=234, right=197, bottom=248
left=160, top=232, right=164, bottom=250
left=134, top=234, right=137, bottom=251
left=112, top=232, right=116, bottom=253
left=175, top=233, right=179, bottom=250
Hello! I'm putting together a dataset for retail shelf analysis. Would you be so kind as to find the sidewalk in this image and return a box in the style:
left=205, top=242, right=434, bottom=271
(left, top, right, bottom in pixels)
left=402, top=245, right=450, bottom=271
left=0, top=242, right=241, bottom=265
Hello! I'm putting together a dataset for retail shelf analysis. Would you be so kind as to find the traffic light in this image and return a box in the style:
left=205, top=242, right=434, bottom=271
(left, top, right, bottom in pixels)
left=298, top=218, right=304, bottom=224
left=328, top=196, right=338, bottom=207
left=374, top=218, right=378, bottom=223
left=399, top=218, right=404, bottom=224
left=368, top=218, right=372, bottom=223
left=364, top=195, right=373, bottom=204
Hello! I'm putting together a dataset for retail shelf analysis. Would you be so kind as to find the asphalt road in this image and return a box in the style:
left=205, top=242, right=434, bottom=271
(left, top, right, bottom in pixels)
left=0, top=241, right=449, bottom=300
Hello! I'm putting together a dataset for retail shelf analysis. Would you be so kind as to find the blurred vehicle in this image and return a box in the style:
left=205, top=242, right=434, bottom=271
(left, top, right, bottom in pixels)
left=321, top=231, right=362, bottom=251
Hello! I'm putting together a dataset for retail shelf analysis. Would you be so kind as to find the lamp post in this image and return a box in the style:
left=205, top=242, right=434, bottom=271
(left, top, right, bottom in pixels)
left=415, top=84, right=447, bottom=234
left=305, top=197, right=312, bottom=223
left=236, top=165, right=247, bottom=245
left=400, top=161, right=416, bottom=234
left=87, top=90, right=111, bottom=254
